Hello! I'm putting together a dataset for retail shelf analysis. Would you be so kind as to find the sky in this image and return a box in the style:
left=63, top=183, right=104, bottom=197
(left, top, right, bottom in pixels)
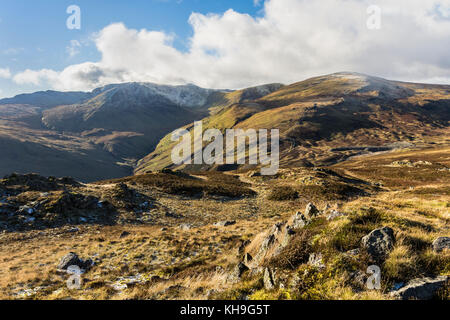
left=0, top=0, right=449, bottom=98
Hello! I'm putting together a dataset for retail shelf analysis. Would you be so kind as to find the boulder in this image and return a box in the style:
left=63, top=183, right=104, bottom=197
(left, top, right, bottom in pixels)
left=57, top=252, right=93, bottom=272
left=361, top=226, right=395, bottom=262
left=432, top=237, right=450, bottom=253
left=390, top=276, right=448, bottom=300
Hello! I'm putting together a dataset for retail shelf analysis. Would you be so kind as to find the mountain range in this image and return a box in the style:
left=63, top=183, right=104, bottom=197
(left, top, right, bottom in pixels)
left=0, top=72, right=449, bottom=181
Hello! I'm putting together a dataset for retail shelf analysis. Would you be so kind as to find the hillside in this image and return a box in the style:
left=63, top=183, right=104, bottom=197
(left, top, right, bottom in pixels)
left=136, top=72, right=450, bottom=174
left=0, top=145, right=448, bottom=300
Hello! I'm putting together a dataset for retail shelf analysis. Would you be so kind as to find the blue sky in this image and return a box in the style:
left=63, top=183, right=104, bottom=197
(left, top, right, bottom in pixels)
left=0, top=0, right=449, bottom=98
left=0, top=0, right=262, bottom=97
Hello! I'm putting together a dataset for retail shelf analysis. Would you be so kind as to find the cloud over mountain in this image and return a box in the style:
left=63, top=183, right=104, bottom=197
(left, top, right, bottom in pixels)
left=13, top=0, right=450, bottom=91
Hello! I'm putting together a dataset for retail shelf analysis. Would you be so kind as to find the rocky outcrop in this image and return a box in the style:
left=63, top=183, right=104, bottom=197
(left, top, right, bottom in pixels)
left=390, top=276, right=449, bottom=300
left=361, top=227, right=395, bottom=262
left=241, top=203, right=324, bottom=268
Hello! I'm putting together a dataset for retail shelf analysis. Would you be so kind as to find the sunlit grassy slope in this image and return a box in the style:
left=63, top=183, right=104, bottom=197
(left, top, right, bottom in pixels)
left=136, top=72, right=450, bottom=174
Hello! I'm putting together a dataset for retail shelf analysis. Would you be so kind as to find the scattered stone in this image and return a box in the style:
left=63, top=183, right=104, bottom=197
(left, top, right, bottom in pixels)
left=263, top=267, right=275, bottom=290
left=304, top=203, right=320, bottom=219
left=214, top=220, right=236, bottom=227
left=361, top=226, right=395, bottom=262
left=326, top=210, right=345, bottom=221
left=432, top=237, right=450, bottom=253
left=390, top=276, right=448, bottom=300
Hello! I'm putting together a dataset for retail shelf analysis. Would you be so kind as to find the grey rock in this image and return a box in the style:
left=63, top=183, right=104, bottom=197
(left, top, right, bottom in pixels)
left=361, top=226, right=395, bottom=262
left=263, top=267, right=275, bottom=290
left=260, top=234, right=275, bottom=251
left=57, top=252, right=93, bottom=272
left=326, top=210, right=345, bottom=221
left=390, top=276, right=448, bottom=300
left=291, top=211, right=309, bottom=229
left=304, top=203, right=320, bottom=219
left=432, top=237, right=450, bottom=253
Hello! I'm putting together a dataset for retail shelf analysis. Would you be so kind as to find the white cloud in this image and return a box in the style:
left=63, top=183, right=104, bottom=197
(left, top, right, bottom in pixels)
left=13, top=0, right=450, bottom=91
left=66, top=40, right=82, bottom=58
left=13, top=69, right=58, bottom=86
left=0, top=68, right=11, bottom=79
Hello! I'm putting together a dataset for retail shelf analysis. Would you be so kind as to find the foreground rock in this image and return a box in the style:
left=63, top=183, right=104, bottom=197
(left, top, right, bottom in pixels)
left=390, top=276, right=448, bottom=300
left=57, top=252, right=93, bottom=272
left=242, top=203, right=322, bottom=267
left=263, top=268, right=276, bottom=290
left=304, top=203, right=320, bottom=219
left=361, top=226, right=395, bottom=262
left=432, top=237, right=450, bottom=253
